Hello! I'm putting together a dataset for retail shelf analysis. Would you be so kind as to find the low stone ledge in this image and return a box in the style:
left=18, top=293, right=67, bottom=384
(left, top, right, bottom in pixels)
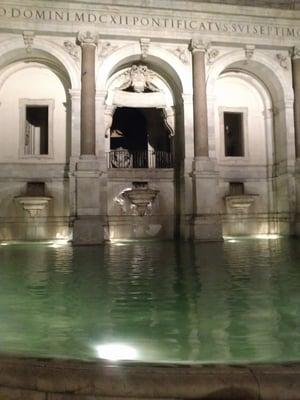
left=0, top=355, right=299, bottom=400
left=250, top=364, right=300, bottom=400
left=0, top=385, right=45, bottom=400
left=47, top=396, right=176, bottom=400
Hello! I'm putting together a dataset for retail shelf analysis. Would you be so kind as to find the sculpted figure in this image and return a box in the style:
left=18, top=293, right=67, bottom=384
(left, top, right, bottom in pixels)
left=120, top=65, right=159, bottom=93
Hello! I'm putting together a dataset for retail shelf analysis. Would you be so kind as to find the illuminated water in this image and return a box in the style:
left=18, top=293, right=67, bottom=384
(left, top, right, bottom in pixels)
left=0, top=238, right=299, bottom=364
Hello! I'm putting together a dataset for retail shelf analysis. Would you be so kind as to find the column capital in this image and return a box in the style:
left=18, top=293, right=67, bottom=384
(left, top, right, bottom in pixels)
left=77, top=31, right=98, bottom=47
left=189, top=39, right=206, bottom=54
left=291, top=46, right=300, bottom=60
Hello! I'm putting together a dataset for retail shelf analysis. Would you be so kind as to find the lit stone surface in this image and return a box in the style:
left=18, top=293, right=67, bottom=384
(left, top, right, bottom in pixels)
left=0, top=0, right=299, bottom=240
left=0, top=355, right=299, bottom=399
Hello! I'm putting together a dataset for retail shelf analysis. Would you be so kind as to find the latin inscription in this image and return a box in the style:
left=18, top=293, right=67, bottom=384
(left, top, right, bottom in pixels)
left=0, top=5, right=300, bottom=38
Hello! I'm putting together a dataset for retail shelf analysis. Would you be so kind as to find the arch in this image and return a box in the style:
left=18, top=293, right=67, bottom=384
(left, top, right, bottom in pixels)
left=0, top=37, right=80, bottom=90
left=218, top=69, right=272, bottom=111
left=96, top=42, right=192, bottom=97
left=215, top=70, right=274, bottom=165
left=207, top=48, right=295, bottom=163
left=0, top=37, right=79, bottom=163
left=103, top=64, right=175, bottom=154
left=209, top=48, right=296, bottom=232
left=96, top=42, right=191, bottom=157
left=105, top=65, right=175, bottom=108
left=207, top=49, right=293, bottom=106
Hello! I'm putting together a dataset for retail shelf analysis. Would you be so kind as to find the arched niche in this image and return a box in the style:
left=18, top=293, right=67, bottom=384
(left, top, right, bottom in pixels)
left=0, top=42, right=76, bottom=161
left=215, top=69, right=273, bottom=165
left=96, top=43, right=192, bottom=163
left=104, top=64, right=175, bottom=161
left=0, top=61, right=68, bottom=162
left=0, top=38, right=79, bottom=90
left=207, top=49, right=295, bottom=167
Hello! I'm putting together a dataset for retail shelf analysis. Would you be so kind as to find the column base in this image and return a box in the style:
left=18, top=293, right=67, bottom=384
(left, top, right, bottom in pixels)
left=191, top=157, right=222, bottom=241
left=191, top=215, right=223, bottom=241
left=73, top=217, right=104, bottom=245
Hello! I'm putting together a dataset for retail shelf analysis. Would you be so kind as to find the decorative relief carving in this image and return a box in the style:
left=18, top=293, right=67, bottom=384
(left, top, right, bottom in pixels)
left=119, top=65, right=159, bottom=93
left=206, top=48, right=219, bottom=65
left=163, top=107, right=175, bottom=137
left=170, top=47, right=190, bottom=64
left=290, top=47, right=300, bottom=60
left=244, top=44, right=255, bottom=64
left=22, top=31, right=34, bottom=53
left=98, top=41, right=119, bottom=62
left=77, top=31, right=98, bottom=46
left=189, top=40, right=220, bottom=65
left=104, top=105, right=116, bottom=138
left=140, top=38, right=150, bottom=59
left=276, top=53, right=289, bottom=69
left=63, top=40, right=80, bottom=61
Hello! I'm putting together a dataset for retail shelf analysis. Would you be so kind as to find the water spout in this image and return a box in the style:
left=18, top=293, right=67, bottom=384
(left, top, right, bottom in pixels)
left=122, top=182, right=159, bottom=216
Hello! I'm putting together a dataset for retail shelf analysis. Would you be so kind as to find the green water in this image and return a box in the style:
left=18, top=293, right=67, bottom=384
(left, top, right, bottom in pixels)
left=0, top=238, right=299, bottom=364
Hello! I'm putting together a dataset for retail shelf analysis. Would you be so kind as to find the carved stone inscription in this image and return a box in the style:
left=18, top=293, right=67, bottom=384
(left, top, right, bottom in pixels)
left=0, top=5, right=300, bottom=38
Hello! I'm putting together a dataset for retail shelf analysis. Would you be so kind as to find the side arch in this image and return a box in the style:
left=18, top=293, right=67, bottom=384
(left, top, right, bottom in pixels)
left=206, top=48, right=295, bottom=163
left=207, top=49, right=293, bottom=104
left=208, top=48, right=296, bottom=234
left=0, top=37, right=80, bottom=90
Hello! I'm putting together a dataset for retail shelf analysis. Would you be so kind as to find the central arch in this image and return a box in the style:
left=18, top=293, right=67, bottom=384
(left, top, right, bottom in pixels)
left=96, top=43, right=191, bottom=240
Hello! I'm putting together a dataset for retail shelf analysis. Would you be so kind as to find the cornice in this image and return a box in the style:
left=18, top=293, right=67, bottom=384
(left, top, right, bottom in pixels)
left=1, top=0, right=300, bottom=20
left=0, top=0, right=300, bottom=46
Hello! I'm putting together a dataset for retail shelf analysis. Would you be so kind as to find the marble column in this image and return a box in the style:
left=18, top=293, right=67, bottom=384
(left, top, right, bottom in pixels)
left=73, top=32, right=104, bottom=245
left=77, top=31, right=98, bottom=156
left=292, top=47, right=300, bottom=159
left=188, top=39, right=222, bottom=241
left=189, top=39, right=209, bottom=158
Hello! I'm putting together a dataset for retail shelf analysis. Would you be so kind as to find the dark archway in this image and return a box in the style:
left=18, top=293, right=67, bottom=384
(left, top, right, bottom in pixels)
left=110, top=107, right=147, bottom=151
left=110, top=107, right=171, bottom=152
left=110, top=107, right=172, bottom=168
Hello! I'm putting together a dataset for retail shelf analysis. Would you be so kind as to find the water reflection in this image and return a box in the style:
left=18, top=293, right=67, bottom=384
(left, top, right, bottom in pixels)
left=0, top=239, right=299, bottom=363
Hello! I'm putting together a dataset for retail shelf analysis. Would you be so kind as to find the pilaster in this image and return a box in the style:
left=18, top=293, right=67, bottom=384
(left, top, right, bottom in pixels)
left=69, top=89, right=81, bottom=157
left=292, top=48, right=300, bottom=234
left=190, top=157, right=223, bottom=241
left=292, top=47, right=300, bottom=159
left=73, top=157, right=105, bottom=245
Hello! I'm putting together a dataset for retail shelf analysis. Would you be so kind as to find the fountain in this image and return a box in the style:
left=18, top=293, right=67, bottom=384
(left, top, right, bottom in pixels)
left=122, top=182, right=159, bottom=216
left=225, top=194, right=258, bottom=212
left=14, top=182, right=52, bottom=217
left=15, top=196, right=52, bottom=217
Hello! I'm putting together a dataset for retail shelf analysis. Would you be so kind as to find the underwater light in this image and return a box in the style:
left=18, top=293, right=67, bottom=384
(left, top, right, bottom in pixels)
left=56, top=239, right=69, bottom=244
left=49, top=239, right=69, bottom=248
left=0, top=242, right=8, bottom=246
left=254, top=234, right=281, bottom=240
left=224, top=236, right=240, bottom=242
left=95, top=343, right=138, bottom=361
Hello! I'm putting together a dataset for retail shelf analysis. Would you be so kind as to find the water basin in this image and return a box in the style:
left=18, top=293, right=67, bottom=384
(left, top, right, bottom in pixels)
left=0, top=237, right=299, bottom=364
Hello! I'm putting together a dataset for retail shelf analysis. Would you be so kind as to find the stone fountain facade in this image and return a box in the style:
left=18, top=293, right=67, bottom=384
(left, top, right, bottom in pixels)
left=0, top=0, right=299, bottom=242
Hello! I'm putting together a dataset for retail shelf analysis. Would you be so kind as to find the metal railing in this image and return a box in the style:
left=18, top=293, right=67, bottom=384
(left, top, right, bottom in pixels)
left=107, top=150, right=173, bottom=169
